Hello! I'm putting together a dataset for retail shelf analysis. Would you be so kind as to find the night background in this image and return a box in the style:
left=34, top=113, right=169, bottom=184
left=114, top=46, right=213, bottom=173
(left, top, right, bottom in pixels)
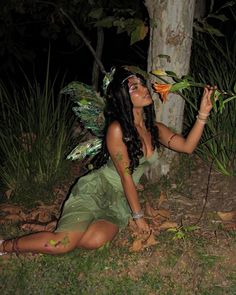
left=0, top=0, right=149, bottom=87
left=0, top=1, right=236, bottom=293
left=0, top=0, right=234, bottom=87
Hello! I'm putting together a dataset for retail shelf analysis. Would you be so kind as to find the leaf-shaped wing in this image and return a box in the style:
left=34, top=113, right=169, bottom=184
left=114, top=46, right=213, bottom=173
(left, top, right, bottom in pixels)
left=61, top=81, right=105, bottom=137
left=66, top=138, right=102, bottom=161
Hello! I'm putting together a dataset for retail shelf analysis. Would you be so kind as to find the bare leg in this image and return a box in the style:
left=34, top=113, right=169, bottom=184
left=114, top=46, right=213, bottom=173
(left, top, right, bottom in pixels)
left=0, top=220, right=119, bottom=255
left=1, top=231, right=83, bottom=255
left=78, top=220, right=119, bottom=249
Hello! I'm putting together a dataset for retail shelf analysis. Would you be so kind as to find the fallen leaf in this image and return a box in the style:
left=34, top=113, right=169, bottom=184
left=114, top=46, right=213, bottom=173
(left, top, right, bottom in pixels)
left=0, top=204, right=24, bottom=215
left=143, top=232, right=158, bottom=248
left=0, top=214, right=25, bottom=224
left=145, top=201, right=158, bottom=217
left=128, top=219, right=138, bottom=232
left=217, top=211, right=236, bottom=221
left=159, top=221, right=178, bottom=231
left=20, top=221, right=57, bottom=232
left=157, top=191, right=167, bottom=208
left=129, top=239, right=143, bottom=252
left=156, top=209, right=170, bottom=219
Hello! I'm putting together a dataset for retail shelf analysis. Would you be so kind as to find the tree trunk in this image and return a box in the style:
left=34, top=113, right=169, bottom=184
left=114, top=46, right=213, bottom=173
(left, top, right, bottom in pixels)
left=144, top=0, right=195, bottom=181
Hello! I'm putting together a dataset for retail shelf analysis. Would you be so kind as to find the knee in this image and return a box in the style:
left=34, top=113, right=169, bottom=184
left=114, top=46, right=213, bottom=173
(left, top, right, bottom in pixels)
left=80, top=232, right=108, bottom=249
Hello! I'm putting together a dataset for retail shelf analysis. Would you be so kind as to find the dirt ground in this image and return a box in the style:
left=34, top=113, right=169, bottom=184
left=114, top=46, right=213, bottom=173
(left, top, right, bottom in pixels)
left=167, top=155, right=236, bottom=229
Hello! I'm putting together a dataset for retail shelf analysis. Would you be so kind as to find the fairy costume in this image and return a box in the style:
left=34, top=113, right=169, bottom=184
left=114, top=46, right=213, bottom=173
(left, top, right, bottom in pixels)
left=56, top=70, right=158, bottom=232
left=56, top=150, right=158, bottom=232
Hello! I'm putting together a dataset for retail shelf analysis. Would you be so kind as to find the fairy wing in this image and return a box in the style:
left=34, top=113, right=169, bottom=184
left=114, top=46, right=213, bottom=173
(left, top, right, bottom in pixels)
left=60, top=81, right=105, bottom=137
left=60, top=81, right=105, bottom=161
left=66, top=138, right=102, bottom=161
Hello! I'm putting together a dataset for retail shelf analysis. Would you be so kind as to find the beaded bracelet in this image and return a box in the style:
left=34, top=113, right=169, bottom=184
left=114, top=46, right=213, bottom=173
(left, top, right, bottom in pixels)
left=198, top=111, right=209, bottom=117
left=196, top=110, right=210, bottom=124
left=132, top=210, right=144, bottom=220
left=196, top=115, right=208, bottom=124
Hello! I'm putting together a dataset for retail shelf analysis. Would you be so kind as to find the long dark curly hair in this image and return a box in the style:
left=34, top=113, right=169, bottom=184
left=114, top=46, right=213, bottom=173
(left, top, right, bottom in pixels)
left=91, top=66, right=159, bottom=173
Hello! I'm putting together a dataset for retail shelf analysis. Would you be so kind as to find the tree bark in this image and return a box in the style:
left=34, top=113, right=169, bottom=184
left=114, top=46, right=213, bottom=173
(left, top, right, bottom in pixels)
left=144, top=0, right=195, bottom=180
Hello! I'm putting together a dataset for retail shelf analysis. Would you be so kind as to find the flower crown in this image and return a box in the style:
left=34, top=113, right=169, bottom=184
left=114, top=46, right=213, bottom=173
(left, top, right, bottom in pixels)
left=102, top=65, right=147, bottom=95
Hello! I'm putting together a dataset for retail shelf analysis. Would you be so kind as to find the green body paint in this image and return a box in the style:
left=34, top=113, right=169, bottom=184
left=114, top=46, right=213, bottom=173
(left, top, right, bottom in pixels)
left=47, top=236, right=70, bottom=248
left=115, top=151, right=123, bottom=162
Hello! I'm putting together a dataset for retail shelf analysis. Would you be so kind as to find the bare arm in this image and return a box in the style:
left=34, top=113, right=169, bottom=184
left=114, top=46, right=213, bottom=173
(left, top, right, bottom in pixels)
left=106, top=121, right=150, bottom=232
left=158, top=86, right=214, bottom=154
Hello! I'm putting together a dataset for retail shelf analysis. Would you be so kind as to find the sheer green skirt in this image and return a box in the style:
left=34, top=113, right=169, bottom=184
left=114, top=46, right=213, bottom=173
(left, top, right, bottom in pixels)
left=55, top=170, right=131, bottom=232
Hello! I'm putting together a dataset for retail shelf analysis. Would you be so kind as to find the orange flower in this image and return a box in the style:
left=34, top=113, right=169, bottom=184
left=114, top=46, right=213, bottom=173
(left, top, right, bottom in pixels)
left=152, top=83, right=172, bottom=103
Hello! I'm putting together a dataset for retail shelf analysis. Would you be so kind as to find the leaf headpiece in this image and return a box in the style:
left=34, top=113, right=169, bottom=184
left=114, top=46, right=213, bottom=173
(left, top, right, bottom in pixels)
left=102, top=66, right=116, bottom=95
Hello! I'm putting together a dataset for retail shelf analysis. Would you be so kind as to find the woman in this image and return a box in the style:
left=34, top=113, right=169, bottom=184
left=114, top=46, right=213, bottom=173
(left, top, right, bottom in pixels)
left=0, top=66, right=213, bottom=255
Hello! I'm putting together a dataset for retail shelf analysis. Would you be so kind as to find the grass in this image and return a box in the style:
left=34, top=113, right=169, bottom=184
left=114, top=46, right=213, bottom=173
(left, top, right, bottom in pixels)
left=183, top=30, right=236, bottom=177
left=1, top=158, right=236, bottom=295
left=1, top=151, right=235, bottom=294
left=0, top=58, right=76, bottom=208
left=1, top=229, right=235, bottom=295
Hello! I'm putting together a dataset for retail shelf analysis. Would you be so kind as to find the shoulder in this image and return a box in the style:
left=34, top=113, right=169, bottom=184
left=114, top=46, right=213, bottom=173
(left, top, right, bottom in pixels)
left=107, top=121, right=123, bottom=139
left=106, top=121, right=125, bottom=151
left=106, top=121, right=129, bottom=161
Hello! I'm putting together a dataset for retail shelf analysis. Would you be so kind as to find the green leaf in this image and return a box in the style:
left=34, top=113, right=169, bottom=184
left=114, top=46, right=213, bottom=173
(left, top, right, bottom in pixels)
left=203, top=24, right=225, bottom=37
left=95, top=16, right=115, bottom=28
left=165, top=71, right=177, bottom=77
left=234, top=81, right=236, bottom=93
left=170, top=80, right=191, bottom=92
left=89, top=8, right=104, bottom=20
left=208, top=14, right=229, bottom=22
left=181, top=75, right=195, bottom=82
left=130, top=21, right=148, bottom=45
left=219, top=96, right=225, bottom=114
left=114, top=18, right=126, bottom=30
left=216, top=1, right=236, bottom=13
left=183, top=225, right=200, bottom=232
left=193, top=22, right=206, bottom=33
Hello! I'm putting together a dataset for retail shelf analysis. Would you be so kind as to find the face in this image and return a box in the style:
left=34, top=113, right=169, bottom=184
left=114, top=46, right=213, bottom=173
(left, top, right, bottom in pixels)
left=127, top=76, right=153, bottom=108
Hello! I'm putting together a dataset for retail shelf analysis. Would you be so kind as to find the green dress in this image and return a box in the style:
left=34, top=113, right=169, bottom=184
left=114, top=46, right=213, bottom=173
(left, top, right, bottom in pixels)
left=56, top=150, right=158, bottom=232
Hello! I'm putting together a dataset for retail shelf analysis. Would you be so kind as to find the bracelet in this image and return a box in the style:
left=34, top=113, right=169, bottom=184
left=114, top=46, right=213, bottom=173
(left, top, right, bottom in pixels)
left=132, top=210, right=144, bottom=220
left=167, top=133, right=177, bottom=149
left=198, top=111, right=209, bottom=117
left=196, top=115, right=207, bottom=124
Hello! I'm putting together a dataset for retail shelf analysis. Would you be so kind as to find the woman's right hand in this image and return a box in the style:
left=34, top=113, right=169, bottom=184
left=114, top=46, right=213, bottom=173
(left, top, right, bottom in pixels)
left=135, top=217, right=150, bottom=234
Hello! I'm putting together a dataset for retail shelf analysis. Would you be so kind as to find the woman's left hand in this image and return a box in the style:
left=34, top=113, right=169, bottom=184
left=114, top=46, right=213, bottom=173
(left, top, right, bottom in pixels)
left=199, top=85, right=216, bottom=115
left=135, top=217, right=150, bottom=234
